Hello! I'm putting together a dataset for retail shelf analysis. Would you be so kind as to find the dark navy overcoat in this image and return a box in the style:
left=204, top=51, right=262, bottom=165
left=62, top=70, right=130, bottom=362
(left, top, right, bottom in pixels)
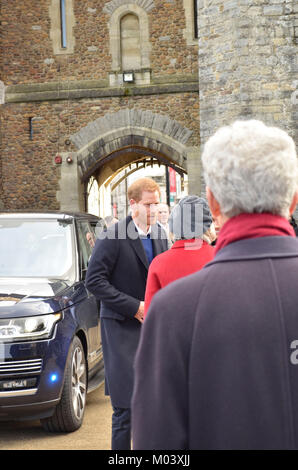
left=86, top=216, right=167, bottom=408
left=132, top=236, right=298, bottom=449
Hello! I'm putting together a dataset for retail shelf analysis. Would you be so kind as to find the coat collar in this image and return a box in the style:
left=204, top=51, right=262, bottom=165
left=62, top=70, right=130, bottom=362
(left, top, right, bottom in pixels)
left=206, top=236, right=298, bottom=267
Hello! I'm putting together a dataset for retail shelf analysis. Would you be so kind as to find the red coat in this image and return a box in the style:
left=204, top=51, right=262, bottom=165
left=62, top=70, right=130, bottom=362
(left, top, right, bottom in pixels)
left=144, top=239, right=214, bottom=317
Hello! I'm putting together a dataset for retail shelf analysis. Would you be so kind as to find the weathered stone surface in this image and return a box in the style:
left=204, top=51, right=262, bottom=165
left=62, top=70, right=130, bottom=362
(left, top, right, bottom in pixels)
left=103, top=0, right=155, bottom=15
left=198, top=0, right=298, bottom=153
left=70, top=108, right=193, bottom=150
left=0, top=0, right=199, bottom=210
left=6, top=78, right=199, bottom=103
left=4, top=1, right=296, bottom=210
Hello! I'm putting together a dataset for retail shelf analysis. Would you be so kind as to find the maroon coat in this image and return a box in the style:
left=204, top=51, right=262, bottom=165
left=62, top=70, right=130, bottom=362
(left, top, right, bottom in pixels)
left=132, top=236, right=298, bottom=449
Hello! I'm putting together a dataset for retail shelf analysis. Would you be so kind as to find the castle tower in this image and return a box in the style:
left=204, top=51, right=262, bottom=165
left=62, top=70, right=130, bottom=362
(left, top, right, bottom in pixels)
left=198, top=0, right=297, bottom=152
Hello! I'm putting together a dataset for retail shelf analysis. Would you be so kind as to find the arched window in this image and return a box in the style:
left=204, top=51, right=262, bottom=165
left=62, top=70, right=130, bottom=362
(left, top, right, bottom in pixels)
left=108, top=4, right=151, bottom=86
left=120, top=14, right=141, bottom=71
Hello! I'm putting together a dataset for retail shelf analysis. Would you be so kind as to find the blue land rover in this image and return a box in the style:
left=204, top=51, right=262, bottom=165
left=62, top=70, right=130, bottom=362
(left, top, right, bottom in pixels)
left=0, top=212, right=104, bottom=432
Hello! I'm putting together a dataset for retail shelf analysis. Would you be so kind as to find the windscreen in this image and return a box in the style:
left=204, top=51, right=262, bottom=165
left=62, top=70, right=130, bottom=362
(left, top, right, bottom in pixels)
left=0, top=218, right=74, bottom=278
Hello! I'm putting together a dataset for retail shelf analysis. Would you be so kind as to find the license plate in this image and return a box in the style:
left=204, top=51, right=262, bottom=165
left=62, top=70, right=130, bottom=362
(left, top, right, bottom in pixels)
left=1, top=379, right=28, bottom=389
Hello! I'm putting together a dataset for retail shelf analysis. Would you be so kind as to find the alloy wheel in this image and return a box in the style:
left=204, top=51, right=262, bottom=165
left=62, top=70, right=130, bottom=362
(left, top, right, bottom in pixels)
left=71, top=346, right=86, bottom=421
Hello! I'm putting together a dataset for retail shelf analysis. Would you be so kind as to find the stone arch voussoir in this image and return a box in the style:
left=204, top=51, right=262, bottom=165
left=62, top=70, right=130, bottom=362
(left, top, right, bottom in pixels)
left=103, top=0, right=155, bottom=16
left=70, top=109, right=193, bottom=180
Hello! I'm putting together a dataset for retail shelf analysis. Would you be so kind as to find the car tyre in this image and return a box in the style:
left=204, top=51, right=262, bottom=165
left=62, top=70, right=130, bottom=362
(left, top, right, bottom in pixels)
left=41, top=336, right=87, bottom=433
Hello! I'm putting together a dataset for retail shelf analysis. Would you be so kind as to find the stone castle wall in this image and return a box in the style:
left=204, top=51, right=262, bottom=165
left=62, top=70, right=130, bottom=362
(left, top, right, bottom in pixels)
left=1, top=92, right=199, bottom=209
left=0, top=0, right=297, bottom=210
left=0, top=0, right=199, bottom=210
left=198, top=0, right=298, bottom=147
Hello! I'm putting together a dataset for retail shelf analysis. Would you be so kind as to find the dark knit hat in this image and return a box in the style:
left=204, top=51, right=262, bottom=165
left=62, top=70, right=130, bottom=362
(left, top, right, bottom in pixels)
left=169, top=195, right=212, bottom=240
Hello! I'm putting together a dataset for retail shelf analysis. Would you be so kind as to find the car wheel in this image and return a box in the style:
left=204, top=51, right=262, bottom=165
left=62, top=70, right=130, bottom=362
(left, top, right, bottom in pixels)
left=41, top=336, right=87, bottom=433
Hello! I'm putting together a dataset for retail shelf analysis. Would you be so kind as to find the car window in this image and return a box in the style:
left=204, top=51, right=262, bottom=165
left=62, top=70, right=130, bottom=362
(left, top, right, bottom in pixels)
left=76, top=220, right=93, bottom=279
left=0, top=218, right=74, bottom=279
left=90, top=218, right=106, bottom=239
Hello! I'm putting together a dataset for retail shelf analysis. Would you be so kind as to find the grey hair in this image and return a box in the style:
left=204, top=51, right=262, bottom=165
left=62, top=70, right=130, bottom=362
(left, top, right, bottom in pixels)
left=202, top=120, right=298, bottom=218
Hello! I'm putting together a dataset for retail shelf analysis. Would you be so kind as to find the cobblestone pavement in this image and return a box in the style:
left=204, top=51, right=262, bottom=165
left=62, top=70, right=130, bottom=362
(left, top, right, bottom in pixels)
left=0, top=383, right=113, bottom=450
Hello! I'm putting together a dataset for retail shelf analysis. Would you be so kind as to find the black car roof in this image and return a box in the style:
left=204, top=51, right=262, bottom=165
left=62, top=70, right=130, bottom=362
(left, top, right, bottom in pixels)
left=0, top=211, right=101, bottom=220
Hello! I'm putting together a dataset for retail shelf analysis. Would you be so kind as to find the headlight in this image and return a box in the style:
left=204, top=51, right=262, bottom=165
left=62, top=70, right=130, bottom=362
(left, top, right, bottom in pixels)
left=0, top=313, right=62, bottom=342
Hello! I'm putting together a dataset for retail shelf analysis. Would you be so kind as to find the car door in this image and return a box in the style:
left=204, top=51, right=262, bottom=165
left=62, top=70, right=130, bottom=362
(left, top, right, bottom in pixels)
left=89, top=217, right=106, bottom=241
left=76, top=219, right=102, bottom=369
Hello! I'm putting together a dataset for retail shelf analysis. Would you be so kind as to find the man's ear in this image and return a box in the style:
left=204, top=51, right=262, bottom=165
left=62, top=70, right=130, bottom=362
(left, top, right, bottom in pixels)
left=130, top=199, right=139, bottom=217
left=289, top=191, right=298, bottom=216
left=206, top=187, right=221, bottom=219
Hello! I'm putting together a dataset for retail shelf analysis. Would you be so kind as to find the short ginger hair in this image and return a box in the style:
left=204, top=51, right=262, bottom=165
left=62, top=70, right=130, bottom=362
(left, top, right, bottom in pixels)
left=127, top=177, right=161, bottom=202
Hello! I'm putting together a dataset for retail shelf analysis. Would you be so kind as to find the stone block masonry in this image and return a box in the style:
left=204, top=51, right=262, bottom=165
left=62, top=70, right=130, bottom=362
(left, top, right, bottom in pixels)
left=1, top=1, right=296, bottom=210
left=1, top=91, right=199, bottom=210
left=0, top=0, right=200, bottom=210
left=1, top=0, right=198, bottom=85
left=198, top=0, right=297, bottom=149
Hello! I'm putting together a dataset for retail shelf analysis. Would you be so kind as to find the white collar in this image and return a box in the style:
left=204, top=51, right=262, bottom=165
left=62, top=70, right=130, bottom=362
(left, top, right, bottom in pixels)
left=133, top=219, right=152, bottom=236
left=157, top=221, right=169, bottom=230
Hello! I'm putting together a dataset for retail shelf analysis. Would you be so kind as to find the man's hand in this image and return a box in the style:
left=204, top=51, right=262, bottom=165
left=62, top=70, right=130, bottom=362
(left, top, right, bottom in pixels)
left=135, top=301, right=144, bottom=324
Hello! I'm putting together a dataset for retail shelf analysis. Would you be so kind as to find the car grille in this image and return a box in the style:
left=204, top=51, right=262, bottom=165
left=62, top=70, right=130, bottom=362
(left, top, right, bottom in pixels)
left=0, top=359, right=43, bottom=377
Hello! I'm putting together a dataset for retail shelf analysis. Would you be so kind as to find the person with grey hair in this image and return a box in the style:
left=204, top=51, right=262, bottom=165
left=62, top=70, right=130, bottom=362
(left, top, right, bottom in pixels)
left=132, top=120, right=298, bottom=449
left=143, top=195, right=214, bottom=318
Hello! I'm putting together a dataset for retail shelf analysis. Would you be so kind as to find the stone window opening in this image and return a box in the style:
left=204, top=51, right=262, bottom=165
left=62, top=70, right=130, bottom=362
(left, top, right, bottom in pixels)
left=120, top=13, right=141, bottom=72
left=193, top=0, right=198, bottom=39
left=60, top=0, right=67, bottom=48
left=49, top=0, right=75, bottom=55
left=183, top=0, right=199, bottom=45
left=108, top=4, right=151, bottom=86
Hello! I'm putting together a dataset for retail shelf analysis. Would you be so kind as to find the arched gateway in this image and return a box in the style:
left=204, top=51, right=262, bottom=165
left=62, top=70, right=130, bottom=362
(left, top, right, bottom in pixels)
left=57, top=109, right=201, bottom=213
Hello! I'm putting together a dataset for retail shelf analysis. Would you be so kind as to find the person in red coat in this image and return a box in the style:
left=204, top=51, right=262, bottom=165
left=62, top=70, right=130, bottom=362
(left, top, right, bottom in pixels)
left=144, top=195, right=215, bottom=318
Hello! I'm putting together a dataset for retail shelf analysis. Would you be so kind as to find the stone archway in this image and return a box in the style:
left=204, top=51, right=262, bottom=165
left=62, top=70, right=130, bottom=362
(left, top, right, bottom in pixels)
left=57, top=109, right=201, bottom=212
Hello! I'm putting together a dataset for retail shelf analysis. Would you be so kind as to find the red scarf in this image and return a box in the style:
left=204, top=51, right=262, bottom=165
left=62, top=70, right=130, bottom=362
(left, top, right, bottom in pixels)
left=215, top=213, right=295, bottom=254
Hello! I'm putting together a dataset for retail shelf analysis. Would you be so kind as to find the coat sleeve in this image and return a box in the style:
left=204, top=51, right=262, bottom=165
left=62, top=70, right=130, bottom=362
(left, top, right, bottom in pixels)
left=132, top=280, right=196, bottom=449
left=144, top=257, right=163, bottom=318
left=85, top=235, right=140, bottom=319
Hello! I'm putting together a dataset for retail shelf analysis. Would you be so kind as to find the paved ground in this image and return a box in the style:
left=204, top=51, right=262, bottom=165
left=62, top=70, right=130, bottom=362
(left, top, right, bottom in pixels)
left=0, top=383, right=113, bottom=450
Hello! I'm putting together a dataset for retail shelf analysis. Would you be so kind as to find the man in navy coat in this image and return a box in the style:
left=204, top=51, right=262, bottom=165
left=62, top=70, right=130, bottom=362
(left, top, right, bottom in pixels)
left=86, top=177, right=167, bottom=450
left=132, top=120, right=298, bottom=449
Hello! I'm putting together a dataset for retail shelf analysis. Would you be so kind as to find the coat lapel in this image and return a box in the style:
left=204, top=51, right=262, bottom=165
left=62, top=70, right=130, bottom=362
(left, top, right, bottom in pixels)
left=126, top=217, right=167, bottom=269
left=130, top=237, right=150, bottom=270
left=126, top=216, right=149, bottom=270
